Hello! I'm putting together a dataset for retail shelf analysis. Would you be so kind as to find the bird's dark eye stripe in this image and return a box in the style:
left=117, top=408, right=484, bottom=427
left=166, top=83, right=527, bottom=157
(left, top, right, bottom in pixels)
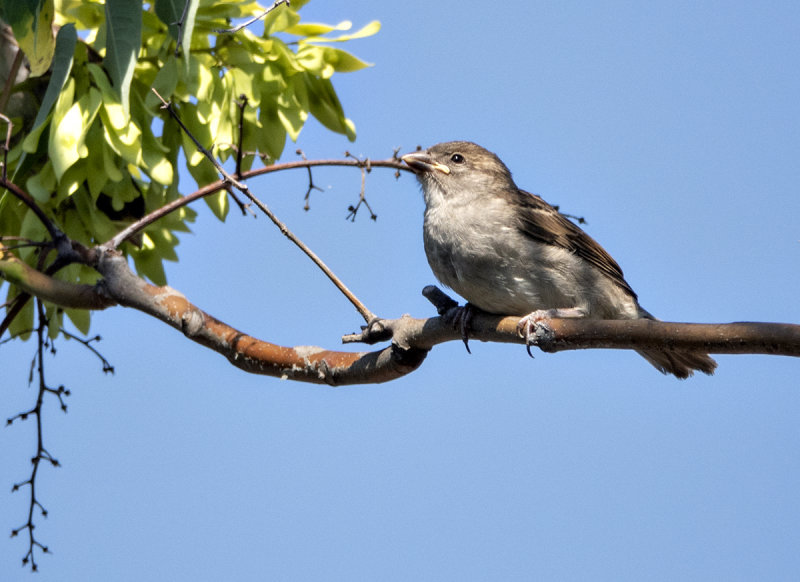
left=451, top=153, right=465, bottom=164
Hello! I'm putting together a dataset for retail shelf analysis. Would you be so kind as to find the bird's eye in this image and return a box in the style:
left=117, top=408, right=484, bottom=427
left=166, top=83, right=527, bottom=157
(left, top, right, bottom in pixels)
left=450, top=153, right=465, bottom=164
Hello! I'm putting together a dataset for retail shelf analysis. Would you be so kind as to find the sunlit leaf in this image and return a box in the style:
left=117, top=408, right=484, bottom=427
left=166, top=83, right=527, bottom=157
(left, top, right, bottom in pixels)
left=286, top=20, right=352, bottom=37
left=20, top=24, right=76, bottom=157
left=4, top=0, right=56, bottom=76
left=49, top=88, right=101, bottom=180
left=277, top=106, right=307, bottom=141
left=3, top=0, right=377, bottom=341
left=204, top=190, right=229, bottom=221
left=297, top=20, right=380, bottom=44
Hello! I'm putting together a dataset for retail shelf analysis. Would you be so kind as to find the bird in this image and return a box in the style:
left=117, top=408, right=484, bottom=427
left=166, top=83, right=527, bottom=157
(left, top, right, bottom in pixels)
left=401, top=141, right=716, bottom=379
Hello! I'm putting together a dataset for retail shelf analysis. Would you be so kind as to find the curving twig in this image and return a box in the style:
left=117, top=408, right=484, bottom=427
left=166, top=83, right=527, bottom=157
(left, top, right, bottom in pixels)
left=147, top=89, right=379, bottom=323
left=104, top=157, right=411, bottom=249
left=214, top=0, right=290, bottom=34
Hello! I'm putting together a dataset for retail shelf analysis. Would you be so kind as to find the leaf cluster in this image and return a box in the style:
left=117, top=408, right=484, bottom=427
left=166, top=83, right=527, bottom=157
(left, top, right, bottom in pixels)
left=0, top=0, right=378, bottom=339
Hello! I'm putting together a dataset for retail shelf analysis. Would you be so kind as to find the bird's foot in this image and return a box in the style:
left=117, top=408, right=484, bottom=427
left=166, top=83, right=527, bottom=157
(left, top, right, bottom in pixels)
left=443, top=302, right=478, bottom=354
left=517, top=307, right=587, bottom=357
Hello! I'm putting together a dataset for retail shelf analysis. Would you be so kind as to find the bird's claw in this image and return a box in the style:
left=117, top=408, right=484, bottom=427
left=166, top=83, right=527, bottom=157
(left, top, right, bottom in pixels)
left=444, top=303, right=476, bottom=354
left=517, top=307, right=585, bottom=356
left=516, top=311, right=558, bottom=357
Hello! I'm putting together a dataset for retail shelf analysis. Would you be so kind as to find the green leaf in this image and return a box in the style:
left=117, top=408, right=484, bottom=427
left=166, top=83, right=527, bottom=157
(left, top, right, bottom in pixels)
left=154, top=0, right=199, bottom=62
left=304, top=75, right=356, bottom=141
left=3, top=0, right=56, bottom=76
left=154, top=0, right=184, bottom=40
left=7, top=295, right=34, bottom=340
left=321, top=47, right=372, bottom=73
left=295, top=20, right=381, bottom=43
left=180, top=0, right=199, bottom=62
left=19, top=23, right=76, bottom=157
left=277, top=106, right=307, bottom=141
left=65, top=307, right=91, bottom=335
left=84, top=99, right=109, bottom=198
left=104, top=0, right=141, bottom=117
left=204, top=190, right=229, bottom=221
left=49, top=87, right=101, bottom=180
left=46, top=306, right=62, bottom=339
left=262, top=3, right=300, bottom=36
left=26, top=160, right=56, bottom=202
left=286, top=20, right=353, bottom=37
left=145, top=55, right=179, bottom=108
left=257, top=104, right=286, bottom=161
left=130, top=237, right=167, bottom=286
left=46, top=75, right=76, bottom=180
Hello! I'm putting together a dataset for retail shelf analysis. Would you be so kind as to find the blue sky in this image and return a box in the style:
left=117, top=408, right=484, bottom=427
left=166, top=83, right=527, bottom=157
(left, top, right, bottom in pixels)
left=3, top=0, right=800, bottom=579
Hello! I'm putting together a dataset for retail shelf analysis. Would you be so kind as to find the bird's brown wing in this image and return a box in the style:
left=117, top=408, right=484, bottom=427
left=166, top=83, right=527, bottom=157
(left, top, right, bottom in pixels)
left=513, top=189, right=638, bottom=299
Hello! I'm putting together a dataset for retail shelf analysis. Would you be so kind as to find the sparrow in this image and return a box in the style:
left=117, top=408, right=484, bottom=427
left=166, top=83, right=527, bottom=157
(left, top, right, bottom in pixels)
left=402, top=141, right=716, bottom=379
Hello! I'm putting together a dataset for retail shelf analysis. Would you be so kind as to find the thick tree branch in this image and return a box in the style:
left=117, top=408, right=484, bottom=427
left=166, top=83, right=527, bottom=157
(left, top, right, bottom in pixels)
left=94, top=249, right=427, bottom=385
left=6, top=246, right=799, bottom=384
left=0, top=246, right=114, bottom=310
left=345, top=310, right=800, bottom=357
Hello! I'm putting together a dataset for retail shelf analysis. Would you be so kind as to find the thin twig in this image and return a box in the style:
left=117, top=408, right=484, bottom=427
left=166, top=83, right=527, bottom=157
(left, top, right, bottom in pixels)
left=345, top=161, right=377, bottom=222
left=0, top=46, right=25, bottom=114
left=214, top=0, right=290, bottom=34
left=1, top=112, right=14, bottom=182
left=103, top=156, right=409, bottom=249
left=149, top=89, right=377, bottom=323
left=0, top=175, right=62, bottom=242
left=296, top=149, right=323, bottom=211
left=59, top=329, right=115, bottom=374
left=235, top=95, right=247, bottom=178
left=9, top=300, right=58, bottom=572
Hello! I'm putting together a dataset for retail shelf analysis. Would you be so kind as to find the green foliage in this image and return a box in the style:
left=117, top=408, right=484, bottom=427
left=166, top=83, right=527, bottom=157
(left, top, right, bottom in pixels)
left=1, top=0, right=56, bottom=76
left=0, top=0, right=378, bottom=338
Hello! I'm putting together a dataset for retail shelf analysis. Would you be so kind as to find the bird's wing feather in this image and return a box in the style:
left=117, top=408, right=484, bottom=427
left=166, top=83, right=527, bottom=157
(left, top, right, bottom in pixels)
left=513, top=189, right=637, bottom=299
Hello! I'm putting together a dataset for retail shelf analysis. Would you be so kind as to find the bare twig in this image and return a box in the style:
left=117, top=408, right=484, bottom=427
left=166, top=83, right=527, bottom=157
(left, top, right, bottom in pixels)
left=345, top=163, right=377, bottom=222
left=226, top=95, right=253, bottom=216
left=9, top=300, right=61, bottom=572
left=235, top=95, right=247, bottom=178
left=214, top=0, right=290, bottom=34
left=149, top=89, right=378, bottom=323
left=0, top=175, right=62, bottom=242
left=296, top=149, right=323, bottom=211
left=58, top=330, right=115, bottom=374
left=0, top=44, right=25, bottom=114
left=0, top=113, right=12, bottom=181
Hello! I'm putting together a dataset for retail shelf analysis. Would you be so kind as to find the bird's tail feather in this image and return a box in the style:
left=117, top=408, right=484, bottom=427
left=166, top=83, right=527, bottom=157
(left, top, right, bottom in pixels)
left=636, top=349, right=717, bottom=379
left=634, top=307, right=717, bottom=379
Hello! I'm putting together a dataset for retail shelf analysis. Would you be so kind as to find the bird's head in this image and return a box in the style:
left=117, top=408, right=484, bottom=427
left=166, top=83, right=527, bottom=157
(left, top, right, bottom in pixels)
left=402, top=141, right=517, bottom=206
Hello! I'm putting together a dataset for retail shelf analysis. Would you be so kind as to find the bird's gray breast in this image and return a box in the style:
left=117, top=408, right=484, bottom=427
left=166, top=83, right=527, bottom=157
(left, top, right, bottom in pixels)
left=422, top=192, right=554, bottom=314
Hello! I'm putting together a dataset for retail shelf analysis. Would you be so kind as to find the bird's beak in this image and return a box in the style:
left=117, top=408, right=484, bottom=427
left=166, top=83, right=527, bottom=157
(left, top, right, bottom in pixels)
left=401, top=151, right=451, bottom=175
